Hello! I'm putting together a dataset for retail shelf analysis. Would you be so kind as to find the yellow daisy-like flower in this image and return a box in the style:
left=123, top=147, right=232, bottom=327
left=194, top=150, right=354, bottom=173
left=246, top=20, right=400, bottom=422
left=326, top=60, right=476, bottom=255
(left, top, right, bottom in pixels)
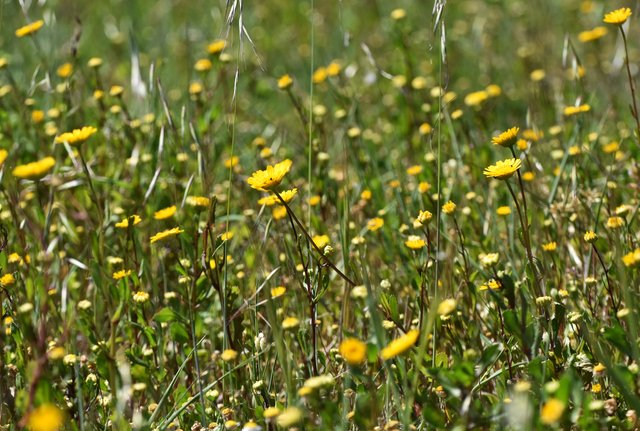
left=132, top=291, right=150, bottom=303
left=115, top=215, right=141, bottom=228
left=483, top=158, right=522, bottom=180
left=112, top=269, right=132, bottom=280
left=584, top=230, right=597, bottom=243
left=479, top=279, right=502, bottom=291
left=0, top=273, right=15, bottom=286
left=207, top=39, right=226, bottom=54
left=380, top=329, right=419, bottom=360
left=270, top=286, right=286, bottom=299
left=540, top=398, right=565, bottom=425
left=437, top=299, right=456, bottom=317
left=496, top=206, right=511, bottom=216
left=492, top=127, right=519, bottom=147
left=0, top=149, right=8, bottom=166
left=578, top=26, right=608, bottom=42
left=15, top=20, right=44, bottom=38
left=247, top=159, right=293, bottom=191
left=194, top=58, right=213, bottom=71
left=264, top=407, right=281, bottom=419
left=405, top=235, right=426, bottom=250
left=186, top=196, right=210, bottom=207
left=542, top=241, right=557, bottom=252
left=282, top=316, right=300, bottom=329
left=27, top=403, right=64, bottom=431
left=442, top=200, right=456, bottom=214
left=54, top=126, right=98, bottom=145
left=220, top=231, right=234, bottom=241
left=312, top=234, right=330, bottom=249
left=56, top=63, right=73, bottom=79
left=406, top=165, right=423, bottom=176
left=416, top=210, right=433, bottom=225
left=154, top=205, right=177, bottom=220
left=606, top=216, right=624, bottom=229
left=150, top=227, right=184, bottom=244
left=604, top=7, right=632, bottom=25
left=622, top=249, right=640, bottom=266
left=312, top=67, right=327, bottom=84
left=277, top=74, right=293, bottom=90
left=220, top=349, right=238, bottom=362
left=13, top=157, right=55, bottom=180
left=563, top=104, right=590, bottom=116
left=367, top=217, right=384, bottom=231
left=257, top=188, right=298, bottom=206
left=339, top=338, right=367, bottom=365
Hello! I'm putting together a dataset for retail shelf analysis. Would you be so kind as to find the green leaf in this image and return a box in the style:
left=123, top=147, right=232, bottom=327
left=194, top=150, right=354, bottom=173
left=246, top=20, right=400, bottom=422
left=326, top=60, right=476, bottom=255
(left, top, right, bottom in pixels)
left=154, top=307, right=177, bottom=323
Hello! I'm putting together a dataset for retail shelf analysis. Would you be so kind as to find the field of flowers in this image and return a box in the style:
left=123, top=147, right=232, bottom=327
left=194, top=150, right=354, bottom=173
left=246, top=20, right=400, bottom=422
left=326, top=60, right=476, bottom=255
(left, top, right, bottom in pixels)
left=1, top=0, right=640, bottom=429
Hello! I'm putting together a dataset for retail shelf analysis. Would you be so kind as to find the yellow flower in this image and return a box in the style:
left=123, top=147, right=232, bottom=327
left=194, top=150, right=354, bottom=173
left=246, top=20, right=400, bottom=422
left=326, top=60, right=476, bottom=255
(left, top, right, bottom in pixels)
left=258, top=188, right=298, bottom=206
left=132, top=291, right=150, bottom=303
left=419, top=123, right=432, bottom=135
left=194, top=58, right=213, bottom=71
left=326, top=61, right=341, bottom=76
left=221, top=349, right=238, bottom=361
left=16, top=20, right=44, bottom=38
left=492, top=127, right=519, bottom=147
left=390, top=8, right=406, bottom=20
left=150, top=227, right=184, bottom=244
left=312, top=67, right=327, bottom=84
left=418, top=181, right=431, bottom=193
left=367, top=217, right=384, bottom=231
left=186, top=196, right=210, bottom=207
left=540, top=398, right=565, bottom=425
left=496, top=206, right=511, bottom=216
left=0, top=149, right=8, bottom=166
left=277, top=407, right=303, bottom=428
left=56, top=63, right=73, bottom=79
left=27, top=404, right=63, bottom=431
left=406, top=165, right=422, bottom=176
left=154, top=205, right=176, bottom=220
left=578, top=26, right=608, bottom=42
left=339, top=338, right=367, bottom=365
left=442, top=201, right=456, bottom=214
left=584, top=230, right=597, bottom=243
left=542, top=241, right=557, bottom=252
left=312, top=234, right=330, bottom=249
left=278, top=74, right=293, bottom=90
left=264, top=407, right=281, bottom=419
left=224, top=156, right=239, bottom=168
left=54, top=126, right=98, bottom=145
left=479, top=279, right=502, bottom=291
left=0, top=273, right=15, bottom=286
left=437, top=299, right=456, bottom=317
left=272, top=205, right=287, bottom=220
left=189, top=81, right=203, bottom=95
left=563, top=104, right=590, bottom=116
left=464, top=90, right=488, bottom=107
left=405, top=235, right=426, bottom=250
left=271, top=286, right=286, bottom=299
left=416, top=210, right=433, bottom=225
left=247, top=159, right=292, bottom=191
left=591, top=383, right=602, bottom=393
left=282, top=316, right=300, bottom=329
left=380, top=329, right=419, bottom=360
left=112, top=270, right=132, bottom=280
left=220, top=232, right=234, bottom=241
left=522, top=171, right=535, bottom=181
left=606, top=216, right=624, bottom=229
left=622, top=249, right=640, bottom=266
left=483, top=158, right=522, bottom=180
left=115, top=215, right=141, bottom=228
left=87, top=57, right=103, bottom=68
left=207, top=39, right=226, bottom=54
left=13, top=157, right=55, bottom=180
left=604, top=7, right=632, bottom=25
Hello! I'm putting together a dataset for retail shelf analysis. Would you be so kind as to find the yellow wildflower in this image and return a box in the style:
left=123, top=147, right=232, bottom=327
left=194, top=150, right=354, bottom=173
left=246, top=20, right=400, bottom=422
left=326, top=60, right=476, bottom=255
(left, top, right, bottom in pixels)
left=27, top=404, right=63, bottom=431
left=380, top=329, right=419, bottom=360
left=54, top=126, right=98, bottom=145
left=16, top=20, right=44, bottom=38
left=207, top=39, right=226, bottom=54
left=247, top=159, right=293, bottom=191
left=367, top=217, right=384, bottom=231
left=540, top=399, right=565, bottom=425
left=115, top=215, right=141, bottom=228
left=154, top=205, right=177, bottom=220
left=112, top=270, right=132, bottom=280
left=604, top=7, right=632, bottom=25
left=13, top=157, right=55, bottom=180
left=150, top=227, right=184, bottom=244
left=484, top=158, right=522, bottom=180
left=492, top=127, right=519, bottom=147
left=339, top=338, right=367, bottom=365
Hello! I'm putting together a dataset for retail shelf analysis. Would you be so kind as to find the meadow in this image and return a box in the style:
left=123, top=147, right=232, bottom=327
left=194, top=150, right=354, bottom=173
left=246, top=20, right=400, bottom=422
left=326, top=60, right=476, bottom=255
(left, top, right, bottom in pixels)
left=1, top=0, right=639, bottom=429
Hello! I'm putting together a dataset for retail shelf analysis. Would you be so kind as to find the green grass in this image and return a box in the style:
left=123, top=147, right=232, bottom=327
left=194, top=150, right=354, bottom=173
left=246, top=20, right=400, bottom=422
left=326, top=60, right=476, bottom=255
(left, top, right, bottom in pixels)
left=1, top=0, right=640, bottom=429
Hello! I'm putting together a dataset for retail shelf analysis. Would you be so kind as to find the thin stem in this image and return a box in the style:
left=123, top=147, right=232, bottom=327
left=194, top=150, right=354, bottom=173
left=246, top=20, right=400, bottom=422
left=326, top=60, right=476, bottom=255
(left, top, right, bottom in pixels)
left=274, top=191, right=356, bottom=286
left=506, top=180, right=541, bottom=296
left=620, top=27, right=640, bottom=145
left=592, top=244, right=618, bottom=313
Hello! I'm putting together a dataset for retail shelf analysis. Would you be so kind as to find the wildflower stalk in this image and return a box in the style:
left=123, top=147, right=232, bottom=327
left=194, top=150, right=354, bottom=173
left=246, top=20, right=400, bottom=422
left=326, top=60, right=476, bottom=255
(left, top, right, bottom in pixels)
left=451, top=215, right=471, bottom=286
left=274, top=191, right=356, bottom=287
left=505, top=180, right=541, bottom=296
left=591, top=243, right=618, bottom=313
left=619, top=26, right=640, bottom=144
left=77, top=147, right=104, bottom=263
